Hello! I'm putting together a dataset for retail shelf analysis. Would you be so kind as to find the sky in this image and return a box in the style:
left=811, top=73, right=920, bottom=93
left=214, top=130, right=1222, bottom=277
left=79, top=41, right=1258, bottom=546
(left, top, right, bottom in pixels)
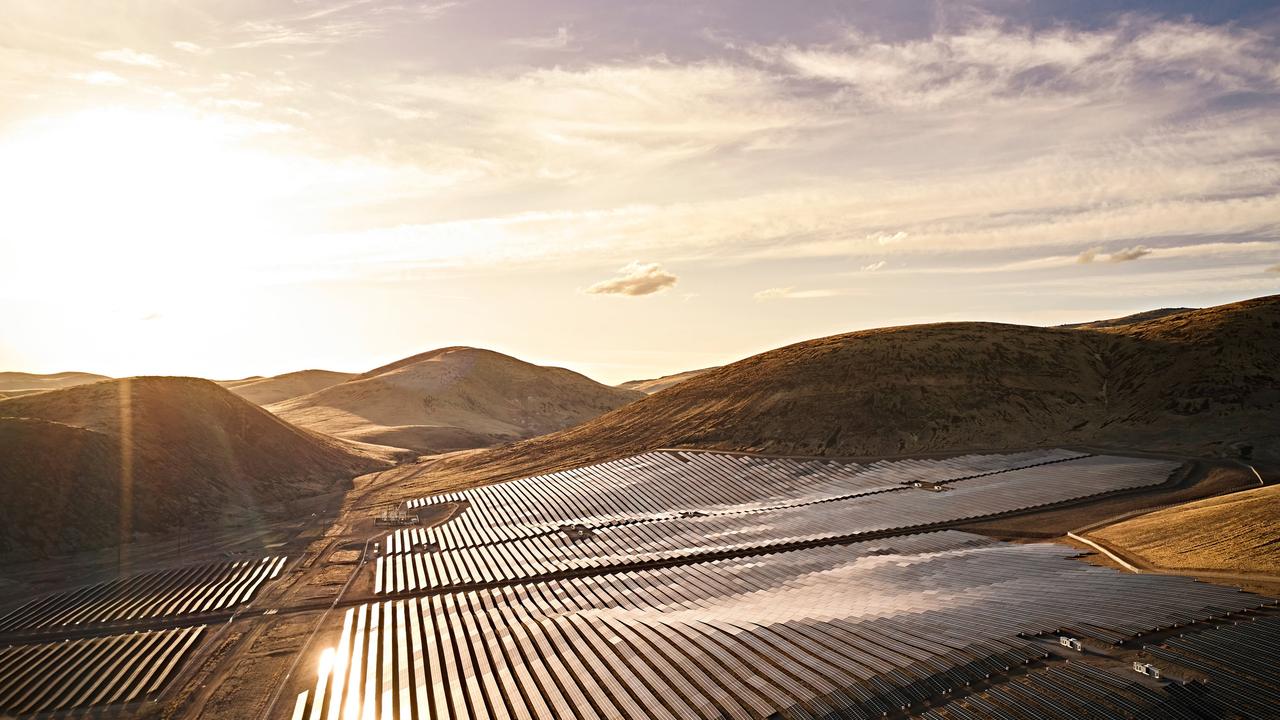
left=1, top=0, right=1278, bottom=384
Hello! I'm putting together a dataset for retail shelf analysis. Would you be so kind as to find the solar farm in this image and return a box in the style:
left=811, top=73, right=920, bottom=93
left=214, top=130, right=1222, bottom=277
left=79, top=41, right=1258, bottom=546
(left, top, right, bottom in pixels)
left=0, top=555, right=286, bottom=717
left=288, top=449, right=1279, bottom=719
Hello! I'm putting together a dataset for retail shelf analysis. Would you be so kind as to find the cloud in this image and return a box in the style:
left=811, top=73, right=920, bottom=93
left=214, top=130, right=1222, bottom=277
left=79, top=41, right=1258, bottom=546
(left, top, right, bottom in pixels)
left=1266, top=264, right=1280, bottom=273
left=95, top=48, right=166, bottom=68
left=753, top=287, right=851, bottom=301
left=860, top=260, right=886, bottom=272
left=1077, top=247, right=1102, bottom=264
left=586, top=262, right=677, bottom=296
left=508, top=26, right=574, bottom=51
left=171, top=41, right=210, bottom=55
left=1077, top=245, right=1152, bottom=264
left=1108, top=245, right=1152, bottom=262
left=71, top=70, right=127, bottom=86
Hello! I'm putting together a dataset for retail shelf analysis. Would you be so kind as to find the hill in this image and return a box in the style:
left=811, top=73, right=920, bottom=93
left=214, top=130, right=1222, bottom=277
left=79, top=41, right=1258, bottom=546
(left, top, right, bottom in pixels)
left=0, top=371, right=109, bottom=397
left=618, top=367, right=714, bottom=394
left=429, top=295, right=1280, bottom=484
left=1059, top=307, right=1193, bottom=329
left=1092, top=483, right=1279, bottom=575
left=0, top=377, right=392, bottom=557
left=268, top=347, right=644, bottom=454
left=218, top=369, right=355, bottom=405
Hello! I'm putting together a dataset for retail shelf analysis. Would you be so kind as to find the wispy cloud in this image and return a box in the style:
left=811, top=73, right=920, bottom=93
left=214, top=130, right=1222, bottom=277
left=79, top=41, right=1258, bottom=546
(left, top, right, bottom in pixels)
left=753, top=287, right=854, bottom=301
left=1079, top=245, right=1153, bottom=263
left=171, top=41, right=210, bottom=56
left=95, top=48, right=166, bottom=68
left=860, top=260, right=886, bottom=272
left=586, top=262, right=678, bottom=296
left=508, top=26, right=574, bottom=51
left=71, top=70, right=128, bottom=86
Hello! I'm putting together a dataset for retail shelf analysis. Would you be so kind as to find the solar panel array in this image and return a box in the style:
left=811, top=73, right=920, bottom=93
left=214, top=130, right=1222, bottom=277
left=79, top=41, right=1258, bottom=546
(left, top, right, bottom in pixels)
left=0, top=555, right=287, bottom=632
left=299, top=531, right=1270, bottom=720
left=0, top=625, right=205, bottom=716
left=918, top=616, right=1280, bottom=719
left=376, top=452, right=1177, bottom=593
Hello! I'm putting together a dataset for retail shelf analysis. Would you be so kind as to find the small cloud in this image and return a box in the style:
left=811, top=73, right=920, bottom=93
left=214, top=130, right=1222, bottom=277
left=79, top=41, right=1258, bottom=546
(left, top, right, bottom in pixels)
left=860, top=260, right=886, bottom=272
left=754, top=287, right=795, bottom=301
left=586, top=262, right=677, bottom=296
left=72, top=71, right=127, bottom=86
left=172, top=40, right=211, bottom=55
left=141, top=312, right=162, bottom=321
left=95, top=48, right=166, bottom=68
left=868, top=231, right=907, bottom=246
left=1108, top=245, right=1152, bottom=262
left=509, top=26, right=574, bottom=50
left=1079, top=245, right=1152, bottom=264
left=1077, top=246, right=1102, bottom=264
left=753, top=287, right=849, bottom=301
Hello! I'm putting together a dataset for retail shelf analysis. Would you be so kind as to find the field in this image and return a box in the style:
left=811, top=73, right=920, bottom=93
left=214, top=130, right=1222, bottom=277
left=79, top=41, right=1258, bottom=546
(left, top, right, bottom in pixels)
left=278, top=449, right=1279, bottom=720
left=1, top=446, right=1274, bottom=719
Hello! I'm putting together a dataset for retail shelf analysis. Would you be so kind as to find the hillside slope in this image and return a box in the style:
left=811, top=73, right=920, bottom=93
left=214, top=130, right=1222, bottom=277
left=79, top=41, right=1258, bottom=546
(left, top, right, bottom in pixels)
left=1092, top=483, right=1279, bottom=574
left=219, top=369, right=355, bottom=405
left=431, top=295, right=1280, bottom=484
left=269, top=347, right=643, bottom=454
left=1059, top=307, right=1192, bottom=329
left=0, top=371, right=109, bottom=397
left=619, top=367, right=714, bottom=394
left=0, top=377, right=391, bottom=556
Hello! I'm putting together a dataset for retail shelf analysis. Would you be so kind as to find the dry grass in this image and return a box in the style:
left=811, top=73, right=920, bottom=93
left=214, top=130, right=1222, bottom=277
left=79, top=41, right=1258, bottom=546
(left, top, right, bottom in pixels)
left=0, top=376, right=392, bottom=557
left=218, top=369, right=354, bottom=406
left=400, top=295, right=1280, bottom=498
left=269, top=347, right=642, bottom=454
left=1093, top=483, right=1280, bottom=575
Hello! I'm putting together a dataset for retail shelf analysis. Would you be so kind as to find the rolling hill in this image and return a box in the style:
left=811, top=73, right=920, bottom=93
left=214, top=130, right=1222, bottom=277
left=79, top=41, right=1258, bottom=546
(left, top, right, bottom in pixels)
left=268, top=347, right=644, bottom=454
left=0, top=377, right=392, bottom=557
left=219, top=369, right=355, bottom=405
left=618, top=367, right=714, bottom=394
left=1092, top=483, right=1279, bottom=575
left=0, top=371, right=110, bottom=398
left=1058, top=307, right=1193, bottom=329
left=429, top=295, right=1280, bottom=485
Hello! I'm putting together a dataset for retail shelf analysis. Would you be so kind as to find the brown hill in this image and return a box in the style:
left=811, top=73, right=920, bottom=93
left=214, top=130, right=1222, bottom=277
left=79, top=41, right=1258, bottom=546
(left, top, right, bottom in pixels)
left=1059, top=307, right=1193, bottom=329
left=219, top=369, right=355, bottom=405
left=1092, top=483, right=1279, bottom=575
left=431, top=295, right=1280, bottom=484
left=0, top=377, right=392, bottom=557
left=0, top=371, right=109, bottom=394
left=619, top=367, right=714, bottom=394
left=268, top=347, right=644, bottom=454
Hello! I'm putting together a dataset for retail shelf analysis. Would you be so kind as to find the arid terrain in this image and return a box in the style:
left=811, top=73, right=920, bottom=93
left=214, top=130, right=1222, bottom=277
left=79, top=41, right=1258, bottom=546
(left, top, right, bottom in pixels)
left=413, top=296, right=1279, bottom=492
left=269, top=346, right=643, bottom=454
left=0, top=377, right=392, bottom=558
left=217, top=369, right=355, bottom=406
left=0, top=370, right=109, bottom=398
left=617, top=367, right=714, bottom=394
left=1093, top=481, right=1279, bottom=575
left=1, top=296, right=1277, bottom=720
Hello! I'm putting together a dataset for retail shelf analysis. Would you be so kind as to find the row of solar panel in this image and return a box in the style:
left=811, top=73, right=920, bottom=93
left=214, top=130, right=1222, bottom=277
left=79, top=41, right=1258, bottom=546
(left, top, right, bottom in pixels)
left=400, top=448, right=1087, bottom=545
left=0, top=556, right=286, bottom=633
left=0, top=626, right=205, bottom=716
left=918, top=617, right=1280, bottom=719
left=376, top=456, right=1175, bottom=592
left=305, top=532, right=1270, bottom=720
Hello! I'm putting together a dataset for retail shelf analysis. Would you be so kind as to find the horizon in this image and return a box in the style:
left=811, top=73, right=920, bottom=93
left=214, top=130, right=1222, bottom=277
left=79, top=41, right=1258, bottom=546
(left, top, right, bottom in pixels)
left=1, top=291, right=1270, bottom=385
left=3, top=1, right=1279, bottom=384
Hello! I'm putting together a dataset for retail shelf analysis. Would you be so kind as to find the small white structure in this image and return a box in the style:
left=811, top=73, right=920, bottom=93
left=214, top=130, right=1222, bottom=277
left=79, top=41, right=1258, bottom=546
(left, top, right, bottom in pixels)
left=1133, top=661, right=1162, bottom=679
left=1058, top=636, right=1084, bottom=651
left=560, top=523, right=595, bottom=541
